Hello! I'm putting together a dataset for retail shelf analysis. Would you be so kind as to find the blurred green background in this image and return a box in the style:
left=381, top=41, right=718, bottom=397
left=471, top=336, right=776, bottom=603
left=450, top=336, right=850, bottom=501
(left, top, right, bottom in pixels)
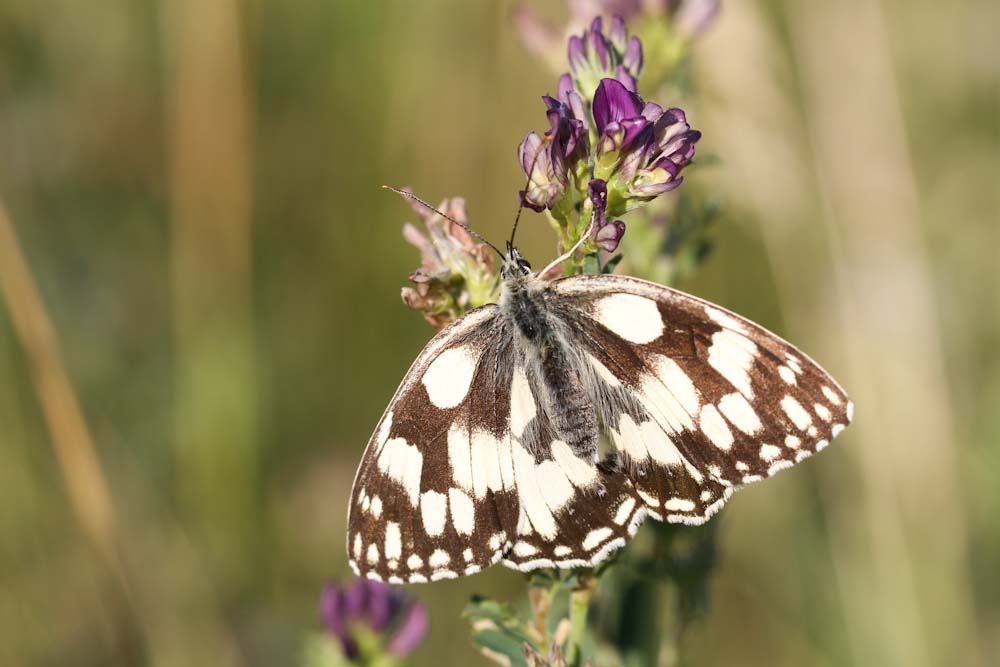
left=1, top=0, right=997, bottom=665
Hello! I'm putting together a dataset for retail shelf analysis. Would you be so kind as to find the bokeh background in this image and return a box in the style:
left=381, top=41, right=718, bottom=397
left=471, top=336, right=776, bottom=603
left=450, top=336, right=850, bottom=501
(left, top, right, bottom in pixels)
left=1, top=0, right=997, bottom=665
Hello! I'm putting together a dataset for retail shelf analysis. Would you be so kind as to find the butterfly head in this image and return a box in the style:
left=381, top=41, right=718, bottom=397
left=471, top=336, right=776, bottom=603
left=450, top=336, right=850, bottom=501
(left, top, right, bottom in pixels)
left=501, top=242, right=533, bottom=280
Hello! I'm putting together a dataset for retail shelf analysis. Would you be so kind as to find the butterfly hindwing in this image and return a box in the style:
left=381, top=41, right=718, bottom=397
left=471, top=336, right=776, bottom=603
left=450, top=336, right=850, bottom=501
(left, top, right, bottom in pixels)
left=499, top=367, right=645, bottom=571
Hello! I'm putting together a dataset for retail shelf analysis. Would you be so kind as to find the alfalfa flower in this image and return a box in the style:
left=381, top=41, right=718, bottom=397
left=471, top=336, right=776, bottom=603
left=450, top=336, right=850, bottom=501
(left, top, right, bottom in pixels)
left=319, top=580, right=429, bottom=663
left=591, top=77, right=700, bottom=210
left=568, top=16, right=643, bottom=97
left=587, top=178, right=626, bottom=252
left=518, top=90, right=590, bottom=213
left=397, top=189, right=499, bottom=329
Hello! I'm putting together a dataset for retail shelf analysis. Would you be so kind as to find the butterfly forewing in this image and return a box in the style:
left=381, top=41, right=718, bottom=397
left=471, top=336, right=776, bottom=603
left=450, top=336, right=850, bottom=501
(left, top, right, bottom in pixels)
left=552, top=274, right=852, bottom=523
left=348, top=305, right=517, bottom=583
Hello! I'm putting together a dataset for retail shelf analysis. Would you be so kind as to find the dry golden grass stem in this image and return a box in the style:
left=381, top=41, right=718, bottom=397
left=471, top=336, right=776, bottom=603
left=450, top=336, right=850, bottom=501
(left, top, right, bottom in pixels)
left=0, top=197, right=118, bottom=563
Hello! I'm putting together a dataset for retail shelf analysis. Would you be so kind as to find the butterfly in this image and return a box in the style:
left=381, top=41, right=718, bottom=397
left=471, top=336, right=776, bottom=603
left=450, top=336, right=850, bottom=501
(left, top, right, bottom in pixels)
left=347, top=193, right=852, bottom=584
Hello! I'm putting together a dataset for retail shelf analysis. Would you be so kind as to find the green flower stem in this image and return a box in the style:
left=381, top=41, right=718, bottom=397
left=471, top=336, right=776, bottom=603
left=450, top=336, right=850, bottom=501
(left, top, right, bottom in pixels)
left=566, top=576, right=597, bottom=667
left=528, top=583, right=554, bottom=646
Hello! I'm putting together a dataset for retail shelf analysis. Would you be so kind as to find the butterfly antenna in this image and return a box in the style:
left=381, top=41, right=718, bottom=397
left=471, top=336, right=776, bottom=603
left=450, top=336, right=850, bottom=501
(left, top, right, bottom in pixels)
left=383, top=185, right=504, bottom=259
left=509, top=147, right=544, bottom=249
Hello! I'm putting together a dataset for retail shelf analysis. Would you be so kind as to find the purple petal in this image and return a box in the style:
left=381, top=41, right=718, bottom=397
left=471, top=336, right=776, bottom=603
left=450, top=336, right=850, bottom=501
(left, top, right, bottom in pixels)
left=588, top=178, right=608, bottom=211
left=623, top=36, right=643, bottom=74
left=642, top=102, right=664, bottom=122
left=566, top=89, right=587, bottom=125
left=599, top=120, right=625, bottom=155
left=592, top=78, right=644, bottom=135
left=386, top=602, right=429, bottom=656
left=518, top=190, right=547, bottom=213
left=631, top=172, right=684, bottom=197
left=557, top=73, right=575, bottom=106
left=620, top=116, right=651, bottom=149
left=659, top=107, right=688, bottom=126
left=519, top=132, right=543, bottom=175
left=568, top=35, right=585, bottom=73
left=651, top=158, right=680, bottom=180
left=587, top=20, right=610, bottom=70
left=344, top=580, right=371, bottom=619
left=320, top=585, right=348, bottom=638
left=609, top=16, right=627, bottom=51
left=320, top=584, right=359, bottom=658
left=367, top=584, right=403, bottom=633
left=615, top=65, right=637, bottom=92
left=588, top=178, right=609, bottom=228
left=589, top=16, right=603, bottom=37
left=595, top=219, right=626, bottom=252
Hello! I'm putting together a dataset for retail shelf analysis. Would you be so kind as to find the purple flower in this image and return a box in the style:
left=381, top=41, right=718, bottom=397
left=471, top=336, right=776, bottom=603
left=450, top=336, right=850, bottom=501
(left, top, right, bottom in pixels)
left=515, top=2, right=720, bottom=85
left=567, top=16, right=643, bottom=98
left=320, top=580, right=429, bottom=659
left=592, top=76, right=649, bottom=156
left=587, top=178, right=627, bottom=252
left=518, top=91, right=590, bottom=212
left=518, top=132, right=562, bottom=212
left=591, top=78, right=700, bottom=202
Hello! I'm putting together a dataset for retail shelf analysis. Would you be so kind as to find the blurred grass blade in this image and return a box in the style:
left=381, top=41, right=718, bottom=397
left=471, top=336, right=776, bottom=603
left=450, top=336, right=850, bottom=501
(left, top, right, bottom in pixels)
left=0, top=197, right=118, bottom=565
left=160, top=0, right=259, bottom=590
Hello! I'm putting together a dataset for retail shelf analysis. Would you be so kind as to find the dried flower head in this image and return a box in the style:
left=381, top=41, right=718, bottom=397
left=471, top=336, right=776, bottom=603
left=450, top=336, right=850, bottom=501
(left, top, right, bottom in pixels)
left=397, top=189, right=499, bottom=328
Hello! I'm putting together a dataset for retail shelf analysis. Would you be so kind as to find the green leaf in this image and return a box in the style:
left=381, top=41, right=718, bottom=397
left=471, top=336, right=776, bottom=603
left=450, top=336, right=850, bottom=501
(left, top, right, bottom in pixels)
left=601, top=254, right=623, bottom=274
left=471, top=629, right=531, bottom=667
left=464, top=596, right=539, bottom=658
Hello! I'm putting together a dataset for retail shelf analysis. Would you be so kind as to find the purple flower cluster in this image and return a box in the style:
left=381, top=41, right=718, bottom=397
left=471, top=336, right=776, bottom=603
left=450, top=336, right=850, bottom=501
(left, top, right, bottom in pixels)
left=518, top=15, right=700, bottom=254
left=568, top=16, right=643, bottom=95
left=514, top=1, right=721, bottom=78
left=592, top=78, right=700, bottom=199
left=320, top=579, right=428, bottom=659
left=518, top=86, right=589, bottom=213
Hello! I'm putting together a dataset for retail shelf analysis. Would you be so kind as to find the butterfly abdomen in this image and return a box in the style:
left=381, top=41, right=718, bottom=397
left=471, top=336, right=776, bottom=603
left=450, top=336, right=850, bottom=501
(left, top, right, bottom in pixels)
left=501, top=276, right=599, bottom=460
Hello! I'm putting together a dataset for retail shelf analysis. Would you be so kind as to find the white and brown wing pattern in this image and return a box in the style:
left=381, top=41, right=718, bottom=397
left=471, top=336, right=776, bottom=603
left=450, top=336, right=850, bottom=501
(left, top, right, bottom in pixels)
left=551, top=274, right=853, bottom=526
left=347, top=305, right=522, bottom=583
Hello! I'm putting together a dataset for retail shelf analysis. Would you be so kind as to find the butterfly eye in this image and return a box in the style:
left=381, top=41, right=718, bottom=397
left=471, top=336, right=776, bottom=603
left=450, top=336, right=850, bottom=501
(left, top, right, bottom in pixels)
left=516, top=256, right=532, bottom=273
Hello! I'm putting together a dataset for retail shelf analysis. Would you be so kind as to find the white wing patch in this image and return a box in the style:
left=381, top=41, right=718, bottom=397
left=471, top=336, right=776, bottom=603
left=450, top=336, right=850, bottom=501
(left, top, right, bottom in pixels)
left=422, top=345, right=480, bottom=409
left=707, top=329, right=758, bottom=399
left=510, top=367, right=536, bottom=438
left=699, top=404, right=734, bottom=450
left=420, top=490, right=447, bottom=537
left=718, top=392, right=762, bottom=435
left=593, top=293, right=664, bottom=344
left=511, top=441, right=558, bottom=540
left=781, top=395, right=813, bottom=431
left=376, top=437, right=423, bottom=506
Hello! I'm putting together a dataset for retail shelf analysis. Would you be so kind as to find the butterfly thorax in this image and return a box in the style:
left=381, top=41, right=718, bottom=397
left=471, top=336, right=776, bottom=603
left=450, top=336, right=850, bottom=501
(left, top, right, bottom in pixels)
left=499, top=257, right=599, bottom=462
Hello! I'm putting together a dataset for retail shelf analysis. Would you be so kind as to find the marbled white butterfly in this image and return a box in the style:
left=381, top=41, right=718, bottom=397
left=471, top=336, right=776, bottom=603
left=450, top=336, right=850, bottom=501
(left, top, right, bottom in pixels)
left=347, top=199, right=852, bottom=584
